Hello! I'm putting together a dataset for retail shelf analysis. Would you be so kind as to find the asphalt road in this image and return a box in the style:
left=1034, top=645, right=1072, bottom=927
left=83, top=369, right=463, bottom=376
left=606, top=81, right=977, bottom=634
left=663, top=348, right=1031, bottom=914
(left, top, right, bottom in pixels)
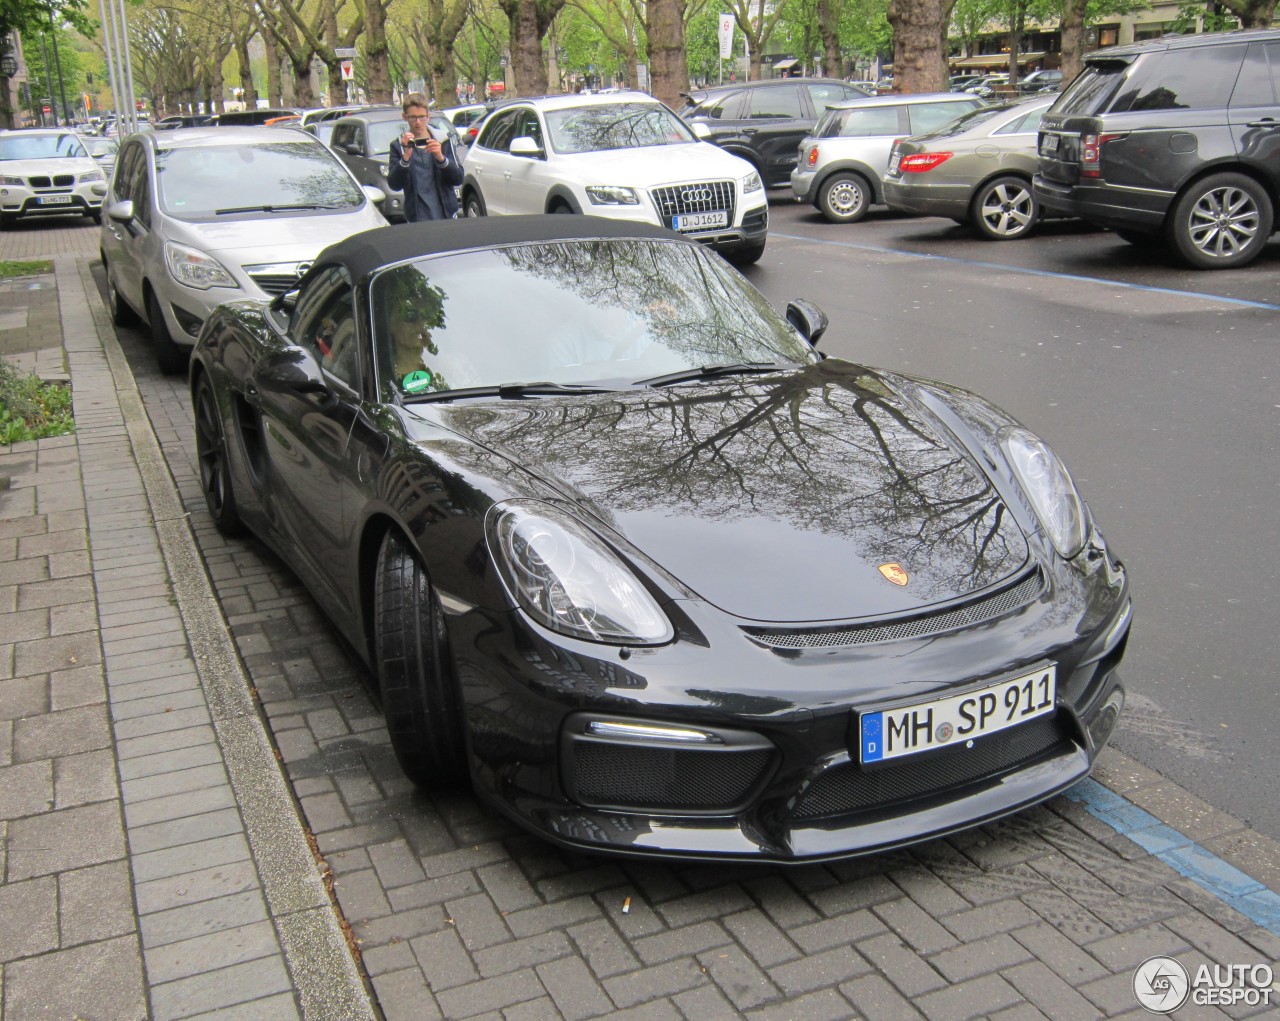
left=747, top=195, right=1280, bottom=843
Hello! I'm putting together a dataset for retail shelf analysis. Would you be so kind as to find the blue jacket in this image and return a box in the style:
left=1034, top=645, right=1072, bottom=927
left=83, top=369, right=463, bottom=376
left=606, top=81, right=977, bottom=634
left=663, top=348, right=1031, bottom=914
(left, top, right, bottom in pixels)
left=387, top=138, right=464, bottom=221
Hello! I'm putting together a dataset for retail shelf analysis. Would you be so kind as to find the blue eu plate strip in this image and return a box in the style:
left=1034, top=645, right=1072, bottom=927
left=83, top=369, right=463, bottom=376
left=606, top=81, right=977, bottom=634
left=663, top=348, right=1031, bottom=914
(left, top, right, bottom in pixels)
left=1065, top=779, right=1280, bottom=934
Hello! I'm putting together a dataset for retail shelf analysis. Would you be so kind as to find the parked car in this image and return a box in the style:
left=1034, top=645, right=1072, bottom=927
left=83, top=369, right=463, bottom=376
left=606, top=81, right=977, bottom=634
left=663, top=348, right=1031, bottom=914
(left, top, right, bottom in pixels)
left=214, top=108, right=301, bottom=127
left=189, top=214, right=1131, bottom=863
left=791, top=92, right=985, bottom=222
left=883, top=95, right=1056, bottom=240
left=439, top=103, right=488, bottom=131
left=0, top=128, right=107, bottom=227
left=327, top=107, right=464, bottom=222
left=155, top=114, right=216, bottom=130
left=677, top=78, right=872, bottom=187
left=99, top=126, right=387, bottom=373
left=81, top=136, right=120, bottom=180
left=1035, top=29, right=1280, bottom=269
left=461, top=91, right=768, bottom=264
left=1017, top=69, right=1064, bottom=94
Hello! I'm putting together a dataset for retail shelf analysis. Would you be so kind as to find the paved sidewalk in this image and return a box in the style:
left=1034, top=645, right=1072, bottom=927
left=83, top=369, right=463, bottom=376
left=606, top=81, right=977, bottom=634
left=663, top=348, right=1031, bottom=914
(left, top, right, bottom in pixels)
left=2, top=238, right=376, bottom=1019
left=3, top=219, right=1279, bottom=1021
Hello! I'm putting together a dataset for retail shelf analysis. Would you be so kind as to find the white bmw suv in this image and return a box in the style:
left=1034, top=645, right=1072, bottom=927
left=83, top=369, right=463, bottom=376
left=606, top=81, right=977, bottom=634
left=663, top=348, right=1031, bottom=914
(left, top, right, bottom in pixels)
left=460, top=91, right=769, bottom=264
left=0, top=129, right=107, bottom=227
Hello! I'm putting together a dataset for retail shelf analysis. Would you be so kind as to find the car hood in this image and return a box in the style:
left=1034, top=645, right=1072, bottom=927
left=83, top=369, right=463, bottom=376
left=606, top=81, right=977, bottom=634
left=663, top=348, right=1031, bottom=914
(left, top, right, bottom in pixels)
left=164, top=206, right=386, bottom=259
left=561, top=142, right=754, bottom=183
left=428, top=360, right=1031, bottom=623
left=2, top=157, right=96, bottom=175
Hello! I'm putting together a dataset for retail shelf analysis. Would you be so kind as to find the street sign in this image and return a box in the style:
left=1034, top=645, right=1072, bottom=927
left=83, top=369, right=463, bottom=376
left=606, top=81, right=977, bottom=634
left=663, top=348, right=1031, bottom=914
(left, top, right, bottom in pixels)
left=334, top=47, right=357, bottom=58
left=340, top=59, right=354, bottom=81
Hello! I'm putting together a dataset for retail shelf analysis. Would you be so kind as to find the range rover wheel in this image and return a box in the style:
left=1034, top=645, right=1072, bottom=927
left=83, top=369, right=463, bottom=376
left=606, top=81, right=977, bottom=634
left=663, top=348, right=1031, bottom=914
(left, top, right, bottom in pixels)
left=374, top=531, right=467, bottom=787
left=1167, top=173, right=1273, bottom=270
left=818, top=172, right=870, bottom=223
left=971, top=176, right=1037, bottom=240
left=193, top=375, right=245, bottom=537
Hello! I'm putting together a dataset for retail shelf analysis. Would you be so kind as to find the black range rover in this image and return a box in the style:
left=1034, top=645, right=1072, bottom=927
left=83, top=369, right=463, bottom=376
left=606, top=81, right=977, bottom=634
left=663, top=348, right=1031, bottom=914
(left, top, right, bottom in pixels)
left=1033, top=30, right=1280, bottom=269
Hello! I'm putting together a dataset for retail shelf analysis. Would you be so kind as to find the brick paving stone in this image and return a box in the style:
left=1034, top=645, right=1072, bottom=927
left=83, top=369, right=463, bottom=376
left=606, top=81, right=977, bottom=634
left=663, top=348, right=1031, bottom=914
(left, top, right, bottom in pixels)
left=633, top=919, right=730, bottom=966
left=536, top=954, right=614, bottom=1020
left=673, top=983, right=744, bottom=1021
left=134, top=859, right=262, bottom=915
left=388, top=869, right=483, bottom=912
left=567, top=919, right=642, bottom=979
left=139, top=888, right=268, bottom=949
left=873, top=896, right=961, bottom=954
left=506, top=894, right=602, bottom=939
left=59, top=859, right=136, bottom=945
left=722, top=908, right=802, bottom=968
left=599, top=886, right=666, bottom=937
left=124, top=783, right=237, bottom=829
left=361, top=939, right=417, bottom=977
left=412, top=925, right=481, bottom=990
left=652, top=886, right=755, bottom=928
left=123, top=762, right=232, bottom=805
left=745, top=874, right=824, bottom=929
left=368, top=838, right=429, bottom=889
left=333, top=868, right=394, bottom=922
left=1085, top=921, right=1189, bottom=972
left=178, top=990, right=302, bottom=1021
left=354, top=903, right=450, bottom=948
left=131, top=832, right=252, bottom=885
left=49, top=662, right=105, bottom=708
left=538, top=863, right=629, bottom=902
left=0, top=717, right=12, bottom=765
left=603, top=958, right=707, bottom=1009
left=842, top=973, right=927, bottom=1021
left=929, top=932, right=1033, bottom=983
left=770, top=943, right=872, bottom=997
left=1022, top=887, right=1117, bottom=943
left=129, top=806, right=246, bottom=855
left=0, top=758, right=53, bottom=816
left=601, top=1001, right=683, bottom=1021
left=0, top=875, right=59, bottom=960
left=145, top=918, right=281, bottom=984
left=698, top=942, right=782, bottom=1010
left=745, top=987, right=857, bottom=1021
left=13, top=702, right=110, bottom=760
left=940, top=900, right=1041, bottom=941
left=2, top=932, right=146, bottom=1021
left=433, top=967, right=548, bottom=1018
left=1009, top=921, right=1110, bottom=984
left=917, top=972, right=1023, bottom=1021
left=473, top=931, right=572, bottom=978
left=789, top=908, right=888, bottom=954
left=478, top=860, right=543, bottom=913
left=116, top=722, right=218, bottom=761
left=857, top=932, right=949, bottom=998
left=989, top=1005, right=1052, bottom=1021
left=119, top=743, right=225, bottom=782
left=1002, top=960, right=1102, bottom=1021
left=889, top=863, right=971, bottom=917
left=6, top=799, right=125, bottom=879
left=1163, top=909, right=1275, bottom=965
left=0, top=675, right=50, bottom=720
left=370, top=968, right=444, bottom=1021
left=448, top=891, right=516, bottom=949
left=149, top=954, right=292, bottom=1021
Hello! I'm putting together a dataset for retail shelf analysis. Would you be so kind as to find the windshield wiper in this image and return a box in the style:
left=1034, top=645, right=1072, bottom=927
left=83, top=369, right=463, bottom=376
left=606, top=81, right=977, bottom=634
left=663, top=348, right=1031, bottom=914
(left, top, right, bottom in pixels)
left=633, top=362, right=792, bottom=388
left=403, top=381, right=615, bottom=403
left=214, top=203, right=337, bottom=215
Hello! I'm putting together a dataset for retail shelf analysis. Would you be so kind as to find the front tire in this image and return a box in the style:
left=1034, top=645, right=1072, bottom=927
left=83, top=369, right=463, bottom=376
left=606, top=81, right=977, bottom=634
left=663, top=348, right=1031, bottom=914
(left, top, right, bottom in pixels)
left=193, top=375, right=245, bottom=537
left=726, top=240, right=766, bottom=266
left=147, top=290, right=189, bottom=375
left=971, top=176, right=1037, bottom=240
left=818, top=172, right=870, bottom=223
left=374, top=531, right=466, bottom=787
left=1167, top=172, right=1273, bottom=270
left=463, top=189, right=486, bottom=218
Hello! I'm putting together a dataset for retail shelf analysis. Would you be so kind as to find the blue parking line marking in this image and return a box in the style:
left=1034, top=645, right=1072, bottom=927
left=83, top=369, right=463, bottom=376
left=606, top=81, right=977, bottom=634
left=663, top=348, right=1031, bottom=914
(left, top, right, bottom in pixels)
left=770, top=232, right=1280, bottom=313
left=1065, top=779, right=1280, bottom=935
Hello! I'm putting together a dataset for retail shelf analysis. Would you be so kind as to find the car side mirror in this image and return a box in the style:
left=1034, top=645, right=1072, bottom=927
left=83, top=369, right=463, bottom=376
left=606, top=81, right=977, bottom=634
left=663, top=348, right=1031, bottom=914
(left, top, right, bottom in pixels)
left=362, top=184, right=385, bottom=204
left=254, top=346, right=329, bottom=396
left=90, top=181, right=108, bottom=197
left=345, top=143, right=362, bottom=156
left=105, top=199, right=134, bottom=223
left=690, top=122, right=712, bottom=140
left=786, top=299, right=829, bottom=346
left=510, top=136, right=544, bottom=158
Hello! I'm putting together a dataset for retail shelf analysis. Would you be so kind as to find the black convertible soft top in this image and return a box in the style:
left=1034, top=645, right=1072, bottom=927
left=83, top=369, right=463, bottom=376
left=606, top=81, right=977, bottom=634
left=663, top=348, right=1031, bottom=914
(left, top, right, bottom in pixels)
left=315, top=215, right=687, bottom=285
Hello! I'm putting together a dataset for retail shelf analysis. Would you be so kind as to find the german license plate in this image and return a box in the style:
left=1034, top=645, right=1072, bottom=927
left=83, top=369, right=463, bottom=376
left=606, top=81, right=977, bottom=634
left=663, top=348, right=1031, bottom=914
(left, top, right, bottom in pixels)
left=38, top=194, right=73, bottom=205
left=1039, top=133, right=1060, bottom=155
left=859, top=665, right=1056, bottom=764
left=673, top=210, right=728, bottom=231
left=887, top=152, right=901, bottom=175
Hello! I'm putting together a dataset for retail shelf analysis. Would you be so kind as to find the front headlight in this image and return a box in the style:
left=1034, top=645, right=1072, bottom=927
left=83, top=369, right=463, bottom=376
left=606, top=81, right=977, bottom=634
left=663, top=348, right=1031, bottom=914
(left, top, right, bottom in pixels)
left=79, top=170, right=105, bottom=183
left=1000, top=426, right=1086, bottom=559
left=164, top=242, right=239, bottom=290
left=488, top=502, right=673, bottom=645
left=0, top=175, right=24, bottom=186
left=585, top=185, right=640, bottom=206
left=742, top=171, right=763, bottom=194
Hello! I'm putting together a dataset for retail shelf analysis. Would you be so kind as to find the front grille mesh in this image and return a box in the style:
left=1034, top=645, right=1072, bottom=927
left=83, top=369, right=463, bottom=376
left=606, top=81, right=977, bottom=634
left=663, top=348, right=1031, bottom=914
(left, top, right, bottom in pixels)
left=650, top=181, right=736, bottom=229
left=794, top=716, right=1067, bottom=819
left=246, top=270, right=303, bottom=296
left=744, top=571, right=1044, bottom=650
left=573, top=743, right=771, bottom=812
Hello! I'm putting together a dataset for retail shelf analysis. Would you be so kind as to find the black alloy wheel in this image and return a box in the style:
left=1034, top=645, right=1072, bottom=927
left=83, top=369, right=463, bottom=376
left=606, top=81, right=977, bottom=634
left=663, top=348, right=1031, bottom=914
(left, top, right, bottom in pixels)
left=193, top=375, right=245, bottom=537
left=373, top=531, right=467, bottom=786
left=463, top=190, right=486, bottom=218
left=971, top=176, right=1038, bottom=240
left=1167, top=172, right=1273, bottom=270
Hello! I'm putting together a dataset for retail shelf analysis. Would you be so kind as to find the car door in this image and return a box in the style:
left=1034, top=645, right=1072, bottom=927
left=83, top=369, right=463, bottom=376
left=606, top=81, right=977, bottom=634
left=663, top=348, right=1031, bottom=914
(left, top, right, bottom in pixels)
left=102, top=140, right=151, bottom=316
left=502, top=107, right=556, bottom=214
left=254, top=266, right=367, bottom=617
left=1228, top=40, right=1280, bottom=192
left=468, top=108, right=522, bottom=214
left=738, top=85, right=810, bottom=184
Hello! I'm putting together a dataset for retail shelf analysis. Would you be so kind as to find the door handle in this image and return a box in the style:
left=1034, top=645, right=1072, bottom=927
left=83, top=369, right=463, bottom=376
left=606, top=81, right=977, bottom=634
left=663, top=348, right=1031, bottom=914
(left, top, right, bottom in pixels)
left=1245, top=117, right=1278, bottom=128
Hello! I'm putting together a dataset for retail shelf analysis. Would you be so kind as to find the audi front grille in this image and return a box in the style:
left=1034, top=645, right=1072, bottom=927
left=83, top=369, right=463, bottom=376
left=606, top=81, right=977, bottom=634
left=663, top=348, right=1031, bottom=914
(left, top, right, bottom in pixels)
left=650, top=181, right=736, bottom=228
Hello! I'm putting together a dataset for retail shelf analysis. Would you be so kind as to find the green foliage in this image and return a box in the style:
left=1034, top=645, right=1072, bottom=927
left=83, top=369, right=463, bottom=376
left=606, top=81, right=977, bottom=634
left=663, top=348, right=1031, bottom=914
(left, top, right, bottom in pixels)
left=0, top=0, right=93, bottom=47
left=685, top=6, right=725, bottom=82
left=0, top=259, right=52, bottom=275
left=0, top=357, right=74, bottom=445
left=1169, top=0, right=1239, bottom=31
left=20, top=26, right=86, bottom=120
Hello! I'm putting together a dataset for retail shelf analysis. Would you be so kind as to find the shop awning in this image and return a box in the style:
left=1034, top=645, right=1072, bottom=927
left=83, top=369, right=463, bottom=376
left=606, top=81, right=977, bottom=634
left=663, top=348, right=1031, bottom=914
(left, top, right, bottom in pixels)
left=951, top=51, right=1045, bottom=69
left=771, top=58, right=800, bottom=70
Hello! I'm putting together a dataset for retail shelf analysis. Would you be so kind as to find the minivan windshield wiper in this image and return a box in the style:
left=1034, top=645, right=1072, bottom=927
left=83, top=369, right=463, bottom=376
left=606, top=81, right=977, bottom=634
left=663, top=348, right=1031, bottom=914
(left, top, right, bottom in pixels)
left=403, top=381, right=615, bottom=403
left=214, top=203, right=345, bottom=215
left=633, top=362, right=793, bottom=388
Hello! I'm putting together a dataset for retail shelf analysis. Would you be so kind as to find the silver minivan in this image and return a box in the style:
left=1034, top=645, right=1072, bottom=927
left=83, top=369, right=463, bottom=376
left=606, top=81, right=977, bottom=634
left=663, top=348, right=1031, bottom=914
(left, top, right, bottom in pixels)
left=790, top=93, right=984, bottom=223
left=100, top=126, right=386, bottom=372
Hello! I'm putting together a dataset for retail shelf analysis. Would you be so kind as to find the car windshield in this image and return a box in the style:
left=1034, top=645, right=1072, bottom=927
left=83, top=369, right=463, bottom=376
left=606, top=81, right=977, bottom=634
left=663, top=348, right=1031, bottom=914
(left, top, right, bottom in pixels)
left=369, top=238, right=817, bottom=397
left=0, top=134, right=87, bottom=160
left=919, top=102, right=1020, bottom=139
left=367, top=119, right=407, bottom=155
left=83, top=138, right=118, bottom=157
left=156, top=141, right=364, bottom=218
left=545, top=104, right=696, bottom=154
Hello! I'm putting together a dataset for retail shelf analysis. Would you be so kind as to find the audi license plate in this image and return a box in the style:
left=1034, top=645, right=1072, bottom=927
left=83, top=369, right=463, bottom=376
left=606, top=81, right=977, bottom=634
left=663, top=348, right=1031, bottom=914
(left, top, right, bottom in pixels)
left=38, top=194, right=73, bottom=205
left=859, top=665, right=1056, bottom=764
left=887, top=152, right=901, bottom=175
left=1039, top=133, right=1060, bottom=155
left=673, top=210, right=728, bottom=231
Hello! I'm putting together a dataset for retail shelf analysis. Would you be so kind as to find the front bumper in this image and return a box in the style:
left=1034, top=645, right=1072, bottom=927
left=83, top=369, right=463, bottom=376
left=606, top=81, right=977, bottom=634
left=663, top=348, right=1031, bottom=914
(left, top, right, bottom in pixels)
left=451, top=547, right=1130, bottom=863
left=1, top=185, right=103, bottom=220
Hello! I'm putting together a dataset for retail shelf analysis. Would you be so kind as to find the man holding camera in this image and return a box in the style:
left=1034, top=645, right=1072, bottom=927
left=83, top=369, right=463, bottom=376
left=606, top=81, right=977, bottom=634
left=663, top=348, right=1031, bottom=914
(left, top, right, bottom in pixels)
left=388, top=93, right=464, bottom=222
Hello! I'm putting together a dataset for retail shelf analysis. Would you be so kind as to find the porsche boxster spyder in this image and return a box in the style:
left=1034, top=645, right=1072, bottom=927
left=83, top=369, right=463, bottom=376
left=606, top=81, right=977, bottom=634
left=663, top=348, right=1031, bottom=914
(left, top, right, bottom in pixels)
left=189, top=216, right=1130, bottom=863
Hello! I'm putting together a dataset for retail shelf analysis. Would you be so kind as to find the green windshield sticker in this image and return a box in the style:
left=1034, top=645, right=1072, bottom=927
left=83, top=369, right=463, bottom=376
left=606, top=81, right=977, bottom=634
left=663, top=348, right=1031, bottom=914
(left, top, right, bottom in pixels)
left=401, top=370, right=433, bottom=393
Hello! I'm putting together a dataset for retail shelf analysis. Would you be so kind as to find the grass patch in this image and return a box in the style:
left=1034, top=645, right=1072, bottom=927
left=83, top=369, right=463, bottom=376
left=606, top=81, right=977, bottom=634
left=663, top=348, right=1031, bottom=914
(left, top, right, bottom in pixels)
left=0, top=356, right=74, bottom=444
left=0, top=259, right=53, bottom=278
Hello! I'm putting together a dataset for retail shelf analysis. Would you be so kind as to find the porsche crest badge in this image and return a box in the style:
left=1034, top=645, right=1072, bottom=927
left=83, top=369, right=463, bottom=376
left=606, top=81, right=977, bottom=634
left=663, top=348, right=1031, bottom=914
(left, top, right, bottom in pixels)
left=878, top=563, right=909, bottom=586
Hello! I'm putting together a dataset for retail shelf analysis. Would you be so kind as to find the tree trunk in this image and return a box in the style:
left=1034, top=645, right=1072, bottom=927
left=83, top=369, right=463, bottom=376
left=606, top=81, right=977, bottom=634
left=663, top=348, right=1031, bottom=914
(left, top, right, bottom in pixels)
left=818, top=0, right=843, bottom=81
left=235, top=36, right=257, bottom=107
left=502, top=0, right=566, bottom=97
left=1006, top=1, right=1024, bottom=90
left=289, top=52, right=316, bottom=106
left=886, top=0, right=955, bottom=93
left=647, top=0, right=689, bottom=107
left=363, top=0, right=393, bottom=103
left=264, top=34, right=281, bottom=105
left=1058, top=0, right=1088, bottom=88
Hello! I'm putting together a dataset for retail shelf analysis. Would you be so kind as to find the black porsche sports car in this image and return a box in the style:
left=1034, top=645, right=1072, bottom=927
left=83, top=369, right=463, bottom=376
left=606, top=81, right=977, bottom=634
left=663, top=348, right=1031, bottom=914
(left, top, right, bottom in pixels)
left=190, top=216, right=1131, bottom=863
